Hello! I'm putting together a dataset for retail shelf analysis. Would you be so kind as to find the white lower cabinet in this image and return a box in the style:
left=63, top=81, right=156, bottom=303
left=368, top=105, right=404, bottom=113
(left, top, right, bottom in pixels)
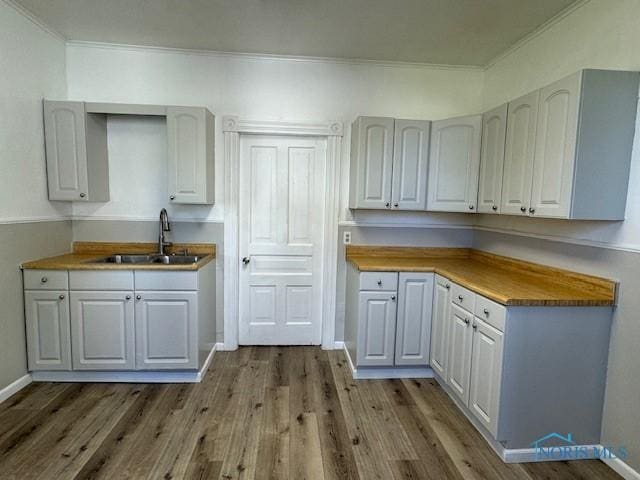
left=468, top=317, right=504, bottom=437
left=135, top=291, right=198, bottom=370
left=70, top=291, right=135, bottom=370
left=356, top=291, right=397, bottom=366
left=446, top=303, right=474, bottom=404
left=429, top=275, right=450, bottom=378
left=395, top=273, right=433, bottom=365
left=24, top=290, right=72, bottom=371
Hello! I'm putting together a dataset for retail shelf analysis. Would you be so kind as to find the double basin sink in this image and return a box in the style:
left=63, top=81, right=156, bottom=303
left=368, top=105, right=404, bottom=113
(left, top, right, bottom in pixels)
left=90, top=254, right=203, bottom=265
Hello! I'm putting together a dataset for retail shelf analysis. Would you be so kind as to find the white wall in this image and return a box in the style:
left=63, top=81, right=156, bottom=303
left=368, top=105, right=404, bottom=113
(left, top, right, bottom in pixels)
left=0, top=1, right=70, bottom=222
left=65, top=43, right=484, bottom=225
left=479, top=0, right=640, bottom=251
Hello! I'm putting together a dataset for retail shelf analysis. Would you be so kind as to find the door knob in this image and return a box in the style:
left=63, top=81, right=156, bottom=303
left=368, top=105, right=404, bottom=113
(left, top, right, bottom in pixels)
left=242, top=257, right=251, bottom=265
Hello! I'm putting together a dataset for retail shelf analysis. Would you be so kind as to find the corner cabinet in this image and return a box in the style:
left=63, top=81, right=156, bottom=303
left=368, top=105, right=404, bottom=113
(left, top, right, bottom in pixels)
left=344, top=266, right=433, bottom=376
left=477, top=104, right=508, bottom=214
left=167, top=107, right=215, bottom=204
left=349, top=116, right=430, bottom=211
left=427, top=115, right=482, bottom=212
left=43, top=100, right=109, bottom=202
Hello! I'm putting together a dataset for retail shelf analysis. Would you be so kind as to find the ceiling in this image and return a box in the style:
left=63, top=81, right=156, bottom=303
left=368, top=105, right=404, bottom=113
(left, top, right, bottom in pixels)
left=16, top=0, right=579, bottom=66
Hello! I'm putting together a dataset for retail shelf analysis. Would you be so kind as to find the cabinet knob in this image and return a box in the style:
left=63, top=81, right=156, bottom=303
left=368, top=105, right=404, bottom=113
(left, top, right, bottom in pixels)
left=445, top=284, right=450, bottom=289
left=529, top=208, right=535, bottom=214
left=468, top=205, right=475, bottom=210
left=492, top=205, right=498, bottom=211
left=377, top=280, right=382, bottom=286
left=472, top=323, right=478, bottom=330
left=170, top=195, right=176, bottom=200
left=125, top=295, right=132, bottom=300
left=393, top=203, right=399, bottom=208
left=520, top=206, right=527, bottom=213
left=391, top=296, right=396, bottom=301
left=483, top=308, right=489, bottom=316
left=242, top=257, right=251, bottom=265
left=79, top=192, right=86, bottom=198
left=136, top=295, right=142, bottom=300
left=458, top=295, right=464, bottom=301
left=464, top=318, right=470, bottom=325
left=385, top=202, right=390, bottom=208
left=58, top=294, right=65, bottom=300
left=40, top=277, right=48, bottom=283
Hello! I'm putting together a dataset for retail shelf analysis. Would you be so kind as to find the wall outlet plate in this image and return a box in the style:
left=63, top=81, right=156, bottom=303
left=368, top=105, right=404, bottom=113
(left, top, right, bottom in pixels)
left=343, top=231, right=352, bottom=245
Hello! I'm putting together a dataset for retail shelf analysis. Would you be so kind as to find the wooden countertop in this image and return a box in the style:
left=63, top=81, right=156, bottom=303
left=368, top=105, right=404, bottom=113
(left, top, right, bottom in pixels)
left=346, top=246, right=616, bottom=307
left=21, top=242, right=216, bottom=271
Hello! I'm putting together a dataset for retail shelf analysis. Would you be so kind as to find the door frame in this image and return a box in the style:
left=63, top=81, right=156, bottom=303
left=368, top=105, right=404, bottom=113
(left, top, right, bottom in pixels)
left=222, top=116, right=344, bottom=350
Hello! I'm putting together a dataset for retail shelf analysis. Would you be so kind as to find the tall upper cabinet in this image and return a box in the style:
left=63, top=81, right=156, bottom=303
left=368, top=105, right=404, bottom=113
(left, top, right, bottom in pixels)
left=501, top=69, right=639, bottom=219
left=427, top=115, right=482, bottom=212
left=43, top=101, right=215, bottom=205
left=477, top=104, right=508, bottom=214
left=44, top=101, right=109, bottom=202
left=349, top=116, right=430, bottom=210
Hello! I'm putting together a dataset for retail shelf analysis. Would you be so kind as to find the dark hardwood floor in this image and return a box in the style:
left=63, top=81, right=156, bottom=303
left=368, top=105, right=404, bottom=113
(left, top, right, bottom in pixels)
left=0, top=347, right=621, bottom=479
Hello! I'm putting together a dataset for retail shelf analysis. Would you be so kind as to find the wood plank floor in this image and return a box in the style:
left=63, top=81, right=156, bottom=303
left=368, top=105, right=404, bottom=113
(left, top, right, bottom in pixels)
left=0, top=347, right=621, bottom=479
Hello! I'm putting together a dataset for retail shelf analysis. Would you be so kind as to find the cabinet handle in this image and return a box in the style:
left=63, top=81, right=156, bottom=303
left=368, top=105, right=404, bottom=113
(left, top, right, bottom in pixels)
left=468, top=205, right=475, bottom=210
left=136, top=295, right=142, bottom=300
left=458, top=295, right=464, bottom=301
left=40, top=277, right=48, bottom=283
left=377, top=280, right=382, bottom=286
left=79, top=193, right=86, bottom=198
left=464, top=318, right=470, bottom=325
left=445, top=284, right=450, bottom=290
left=58, top=294, right=65, bottom=300
left=529, top=207, right=535, bottom=214
left=492, top=205, right=498, bottom=211
left=391, top=296, right=396, bottom=301
left=170, top=195, right=176, bottom=200
left=125, top=295, right=132, bottom=300
left=520, top=206, right=527, bottom=213
left=483, top=308, right=489, bottom=316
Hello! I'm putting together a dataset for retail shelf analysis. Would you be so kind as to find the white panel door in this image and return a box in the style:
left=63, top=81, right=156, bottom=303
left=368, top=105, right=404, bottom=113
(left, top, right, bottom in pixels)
left=70, top=291, right=135, bottom=370
left=469, top=317, right=504, bottom=437
left=356, top=291, right=397, bottom=366
left=447, top=303, right=474, bottom=406
left=530, top=72, right=582, bottom=218
left=427, top=115, right=482, bottom=212
left=135, top=292, right=198, bottom=370
left=350, top=117, right=394, bottom=209
left=239, top=136, right=325, bottom=345
left=478, top=104, right=508, bottom=214
left=24, top=290, right=71, bottom=371
left=391, top=120, right=430, bottom=210
left=501, top=90, right=540, bottom=216
left=43, top=100, right=89, bottom=201
left=429, top=275, right=451, bottom=378
left=395, top=273, right=433, bottom=365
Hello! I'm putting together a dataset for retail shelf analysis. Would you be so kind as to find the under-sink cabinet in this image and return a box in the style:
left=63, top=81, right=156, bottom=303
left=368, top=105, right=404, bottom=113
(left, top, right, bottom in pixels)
left=23, top=263, right=215, bottom=381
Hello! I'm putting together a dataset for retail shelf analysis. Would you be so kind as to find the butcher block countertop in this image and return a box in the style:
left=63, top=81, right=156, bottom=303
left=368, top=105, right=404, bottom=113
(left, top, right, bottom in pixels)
left=346, top=246, right=617, bottom=307
left=21, top=242, right=216, bottom=271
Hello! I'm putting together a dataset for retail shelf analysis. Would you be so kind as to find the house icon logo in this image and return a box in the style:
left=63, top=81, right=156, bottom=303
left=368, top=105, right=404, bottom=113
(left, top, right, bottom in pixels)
left=530, top=432, right=576, bottom=449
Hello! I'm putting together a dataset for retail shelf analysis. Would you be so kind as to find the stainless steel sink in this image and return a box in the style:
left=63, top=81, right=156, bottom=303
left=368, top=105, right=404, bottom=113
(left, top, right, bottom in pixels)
left=151, top=255, right=202, bottom=265
left=89, top=254, right=203, bottom=265
left=92, top=254, right=157, bottom=264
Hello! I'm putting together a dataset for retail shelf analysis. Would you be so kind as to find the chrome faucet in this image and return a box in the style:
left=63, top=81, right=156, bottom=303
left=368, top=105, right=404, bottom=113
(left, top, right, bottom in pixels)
left=158, top=208, right=172, bottom=255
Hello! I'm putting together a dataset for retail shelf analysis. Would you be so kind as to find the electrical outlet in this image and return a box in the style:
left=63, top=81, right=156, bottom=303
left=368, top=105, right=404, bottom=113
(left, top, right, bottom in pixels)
left=343, top=231, right=352, bottom=245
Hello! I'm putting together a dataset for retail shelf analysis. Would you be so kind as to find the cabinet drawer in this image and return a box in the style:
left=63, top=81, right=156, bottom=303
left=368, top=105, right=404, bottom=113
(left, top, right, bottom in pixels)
left=23, top=270, right=68, bottom=290
left=359, top=272, right=398, bottom=291
left=69, top=271, right=134, bottom=290
left=135, top=271, right=198, bottom=290
left=474, top=295, right=506, bottom=332
left=451, top=282, right=476, bottom=312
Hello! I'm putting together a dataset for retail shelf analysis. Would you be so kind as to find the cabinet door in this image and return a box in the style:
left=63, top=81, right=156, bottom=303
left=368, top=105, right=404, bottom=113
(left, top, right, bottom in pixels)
left=349, top=117, right=394, bottom=209
left=501, top=91, right=539, bottom=216
left=427, top=115, right=482, bottom=212
left=469, top=317, right=504, bottom=437
left=430, top=275, right=451, bottom=378
left=391, top=120, right=430, bottom=210
left=356, top=291, right=397, bottom=366
left=395, top=273, right=433, bottom=365
left=447, top=303, right=474, bottom=405
left=478, top=104, right=507, bottom=214
left=135, top=292, right=198, bottom=370
left=530, top=72, right=582, bottom=218
left=24, top=290, right=71, bottom=371
left=167, top=107, right=214, bottom=204
left=44, top=100, right=89, bottom=201
left=70, top=291, right=135, bottom=370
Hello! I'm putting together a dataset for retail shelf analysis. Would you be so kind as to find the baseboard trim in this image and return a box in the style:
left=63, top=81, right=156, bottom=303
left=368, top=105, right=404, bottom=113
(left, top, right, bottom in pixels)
left=502, top=445, right=602, bottom=463
left=31, top=344, right=219, bottom=384
left=0, top=374, right=33, bottom=404
left=342, top=343, right=434, bottom=379
left=602, top=455, right=640, bottom=480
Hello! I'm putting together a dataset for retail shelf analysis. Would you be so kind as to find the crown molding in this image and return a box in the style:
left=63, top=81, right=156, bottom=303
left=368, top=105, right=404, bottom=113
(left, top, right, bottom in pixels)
left=2, top=0, right=66, bottom=42
left=222, top=116, right=343, bottom=137
left=483, top=0, right=592, bottom=70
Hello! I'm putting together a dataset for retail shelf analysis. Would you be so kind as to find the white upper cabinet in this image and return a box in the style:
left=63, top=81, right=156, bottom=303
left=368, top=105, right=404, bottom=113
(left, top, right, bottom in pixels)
left=167, top=107, right=215, bottom=204
left=44, top=101, right=109, bottom=202
left=500, top=91, right=539, bottom=216
left=478, top=104, right=507, bottom=214
left=427, top=115, right=482, bottom=213
left=391, top=120, right=431, bottom=210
